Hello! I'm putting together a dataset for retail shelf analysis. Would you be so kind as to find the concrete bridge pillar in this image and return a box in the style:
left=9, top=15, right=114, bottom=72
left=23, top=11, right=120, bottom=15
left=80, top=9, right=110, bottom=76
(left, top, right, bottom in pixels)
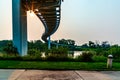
left=12, top=0, right=27, bottom=56
left=48, top=36, right=51, bottom=49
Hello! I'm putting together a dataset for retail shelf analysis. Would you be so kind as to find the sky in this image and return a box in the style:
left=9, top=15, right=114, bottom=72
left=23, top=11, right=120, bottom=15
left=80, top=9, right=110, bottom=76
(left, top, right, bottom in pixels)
left=0, top=0, right=120, bottom=45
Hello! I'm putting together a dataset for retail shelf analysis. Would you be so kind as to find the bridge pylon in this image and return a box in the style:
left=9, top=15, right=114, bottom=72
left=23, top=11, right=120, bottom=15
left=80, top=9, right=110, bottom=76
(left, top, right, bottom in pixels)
left=12, top=0, right=27, bottom=56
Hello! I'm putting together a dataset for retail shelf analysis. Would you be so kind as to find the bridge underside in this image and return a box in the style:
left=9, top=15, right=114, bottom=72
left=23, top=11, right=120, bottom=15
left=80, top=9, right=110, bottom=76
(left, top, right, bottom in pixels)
left=12, top=0, right=63, bottom=56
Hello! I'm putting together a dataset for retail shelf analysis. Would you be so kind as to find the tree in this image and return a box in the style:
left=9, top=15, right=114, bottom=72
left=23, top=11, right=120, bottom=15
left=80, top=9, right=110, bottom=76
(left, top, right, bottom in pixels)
left=58, top=39, right=75, bottom=46
left=67, top=39, right=75, bottom=46
left=28, top=40, right=47, bottom=52
left=3, top=42, right=18, bottom=55
left=28, top=49, right=41, bottom=56
left=88, top=41, right=95, bottom=48
left=57, top=39, right=76, bottom=50
left=59, top=39, right=68, bottom=45
left=81, top=43, right=88, bottom=48
left=101, top=41, right=110, bottom=48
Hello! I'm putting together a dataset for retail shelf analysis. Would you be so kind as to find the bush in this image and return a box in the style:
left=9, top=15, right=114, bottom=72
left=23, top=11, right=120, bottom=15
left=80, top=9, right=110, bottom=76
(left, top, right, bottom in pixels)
left=22, top=55, right=42, bottom=61
left=79, top=51, right=93, bottom=62
left=0, top=54, right=21, bottom=60
left=108, top=47, right=120, bottom=58
left=75, top=55, right=82, bottom=62
left=45, top=47, right=69, bottom=61
left=92, top=55, right=107, bottom=62
left=114, top=58, right=120, bottom=62
left=3, top=43, right=18, bottom=55
left=28, top=49, right=41, bottom=57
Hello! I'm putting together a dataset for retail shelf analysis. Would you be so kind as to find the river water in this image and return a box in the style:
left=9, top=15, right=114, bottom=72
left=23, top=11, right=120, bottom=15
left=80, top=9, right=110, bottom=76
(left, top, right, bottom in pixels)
left=41, top=51, right=83, bottom=58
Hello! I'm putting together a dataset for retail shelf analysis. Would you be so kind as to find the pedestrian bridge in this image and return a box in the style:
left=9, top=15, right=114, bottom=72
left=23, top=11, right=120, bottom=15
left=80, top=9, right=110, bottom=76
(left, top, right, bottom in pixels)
left=12, top=0, right=63, bottom=56
left=23, top=0, right=63, bottom=42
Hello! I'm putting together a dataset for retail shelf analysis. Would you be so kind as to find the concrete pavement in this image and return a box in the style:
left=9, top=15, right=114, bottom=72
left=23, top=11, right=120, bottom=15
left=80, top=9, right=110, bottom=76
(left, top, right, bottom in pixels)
left=9, top=70, right=120, bottom=80
left=101, top=71, right=120, bottom=80
left=9, top=70, right=83, bottom=80
left=0, top=69, right=120, bottom=80
left=0, top=69, right=14, bottom=80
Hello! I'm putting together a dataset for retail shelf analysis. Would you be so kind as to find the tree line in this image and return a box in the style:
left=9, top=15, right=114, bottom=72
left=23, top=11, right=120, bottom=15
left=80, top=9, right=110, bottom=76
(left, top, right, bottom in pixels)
left=0, top=39, right=120, bottom=62
left=0, top=39, right=119, bottom=52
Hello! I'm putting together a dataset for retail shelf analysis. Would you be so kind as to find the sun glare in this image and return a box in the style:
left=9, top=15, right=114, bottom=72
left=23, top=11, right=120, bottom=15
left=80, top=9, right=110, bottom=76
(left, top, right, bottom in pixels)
left=28, top=10, right=35, bottom=17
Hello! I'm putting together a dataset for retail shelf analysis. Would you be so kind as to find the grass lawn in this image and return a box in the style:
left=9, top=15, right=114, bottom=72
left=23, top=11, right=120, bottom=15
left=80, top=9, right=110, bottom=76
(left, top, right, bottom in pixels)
left=0, top=60, right=120, bottom=70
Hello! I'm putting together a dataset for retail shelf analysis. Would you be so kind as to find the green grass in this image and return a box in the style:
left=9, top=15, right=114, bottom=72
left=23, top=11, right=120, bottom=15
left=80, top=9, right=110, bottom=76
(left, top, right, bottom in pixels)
left=0, top=60, right=120, bottom=70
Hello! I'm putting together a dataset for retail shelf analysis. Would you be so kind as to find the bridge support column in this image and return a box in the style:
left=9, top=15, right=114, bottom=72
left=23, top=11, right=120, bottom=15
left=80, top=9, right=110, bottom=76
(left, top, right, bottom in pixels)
left=48, top=36, right=51, bottom=49
left=56, top=40, right=59, bottom=49
left=12, top=0, right=27, bottom=56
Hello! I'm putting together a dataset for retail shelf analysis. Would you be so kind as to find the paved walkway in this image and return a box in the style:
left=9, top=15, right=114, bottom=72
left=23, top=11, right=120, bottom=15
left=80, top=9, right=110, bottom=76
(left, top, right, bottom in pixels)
left=0, top=69, right=14, bottom=80
left=1, top=69, right=120, bottom=80
left=9, top=70, right=83, bottom=80
left=9, top=70, right=120, bottom=80
left=101, top=71, right=120, bottom=80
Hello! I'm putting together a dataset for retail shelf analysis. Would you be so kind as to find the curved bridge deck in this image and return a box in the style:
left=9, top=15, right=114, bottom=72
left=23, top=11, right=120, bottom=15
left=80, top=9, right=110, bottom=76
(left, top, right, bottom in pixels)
left=22, top=0, right=63, bottom=42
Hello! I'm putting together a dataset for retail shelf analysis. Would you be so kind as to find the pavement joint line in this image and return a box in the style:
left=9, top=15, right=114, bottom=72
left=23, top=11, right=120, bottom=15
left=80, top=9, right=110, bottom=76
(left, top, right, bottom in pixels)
left=10, top=69, right=26, bottom=80
left=16, top=69, right=27, bottom=80
left=74, top=71, right=84, bottom=80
